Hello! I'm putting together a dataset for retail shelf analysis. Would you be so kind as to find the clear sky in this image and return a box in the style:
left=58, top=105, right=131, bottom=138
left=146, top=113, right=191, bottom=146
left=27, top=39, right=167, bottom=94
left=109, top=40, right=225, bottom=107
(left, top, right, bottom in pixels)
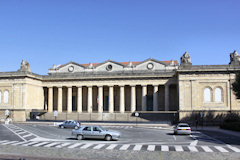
left=0, top=0, right=240, bottom=75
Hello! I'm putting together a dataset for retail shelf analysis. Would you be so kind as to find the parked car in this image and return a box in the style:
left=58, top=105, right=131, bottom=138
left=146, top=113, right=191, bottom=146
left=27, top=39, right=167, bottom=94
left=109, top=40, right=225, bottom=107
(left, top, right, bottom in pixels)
left=59, top=120, right=80, bottom=129
left=173, top=123, right=191, bottom=135
left=72, top=125, right=120, bottom=141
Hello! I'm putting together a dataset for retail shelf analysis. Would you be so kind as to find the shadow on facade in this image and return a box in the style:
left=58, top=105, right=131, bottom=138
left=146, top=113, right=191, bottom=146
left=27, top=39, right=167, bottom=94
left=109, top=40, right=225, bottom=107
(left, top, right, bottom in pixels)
left=179, top=111, right=240, bottom=126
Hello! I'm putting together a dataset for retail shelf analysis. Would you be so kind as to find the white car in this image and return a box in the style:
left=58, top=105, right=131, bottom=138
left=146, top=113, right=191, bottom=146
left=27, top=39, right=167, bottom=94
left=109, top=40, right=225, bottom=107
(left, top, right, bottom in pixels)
left=174, top=123, right=191, bottom=135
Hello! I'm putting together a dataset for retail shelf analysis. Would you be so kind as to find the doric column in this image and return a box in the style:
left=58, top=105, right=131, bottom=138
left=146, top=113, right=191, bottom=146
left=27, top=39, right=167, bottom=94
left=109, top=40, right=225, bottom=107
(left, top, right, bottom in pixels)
left=48, top=87, right=53, bottom=112
left=98, top=86, right=103, bottom=113
left=58, top=87, right=62, bottom=112
left=153, top=85, right=158, bottom=111
left=88, top=86, right=92, bottom=113
left=109, top=86, right=114, bottom=113
left=131, top=85, right=136, bottom=112
left=77, top=86, right=82, bottom=113
left=165, top=84, right=169, bottom=111
left=142, top=85, right=147, bottom=111
left=120, top=85, right=125, bottom=113
left=67, top=87, right=72, bottom=113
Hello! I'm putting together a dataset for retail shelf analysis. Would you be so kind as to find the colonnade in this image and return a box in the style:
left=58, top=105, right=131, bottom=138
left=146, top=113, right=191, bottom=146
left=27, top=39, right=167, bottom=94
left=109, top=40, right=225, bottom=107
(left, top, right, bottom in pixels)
left=47, top=84, right=172, bottom=113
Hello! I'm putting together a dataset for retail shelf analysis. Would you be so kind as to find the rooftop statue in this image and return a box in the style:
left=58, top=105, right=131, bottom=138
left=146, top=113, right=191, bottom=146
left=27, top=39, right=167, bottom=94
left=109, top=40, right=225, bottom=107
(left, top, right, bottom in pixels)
left=18, top=60, right=31, bottom=72
left=230, top=50, right=240, bottom=66
left=180, top=52, right=192, bottom=66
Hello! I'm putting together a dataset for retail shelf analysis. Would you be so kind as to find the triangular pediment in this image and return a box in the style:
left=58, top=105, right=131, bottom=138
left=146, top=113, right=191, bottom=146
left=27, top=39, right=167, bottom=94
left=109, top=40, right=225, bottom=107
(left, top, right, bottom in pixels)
left=56, top=61, right=86, bottom=73
left=135, top=58, right=168, bottom=70
left=95, top=60, right=125, bottom=72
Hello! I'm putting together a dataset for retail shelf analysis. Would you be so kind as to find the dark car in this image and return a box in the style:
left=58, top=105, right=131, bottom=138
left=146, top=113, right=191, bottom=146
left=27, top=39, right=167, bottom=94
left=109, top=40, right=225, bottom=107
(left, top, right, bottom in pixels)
left=59, top=120, right=80, bottom=129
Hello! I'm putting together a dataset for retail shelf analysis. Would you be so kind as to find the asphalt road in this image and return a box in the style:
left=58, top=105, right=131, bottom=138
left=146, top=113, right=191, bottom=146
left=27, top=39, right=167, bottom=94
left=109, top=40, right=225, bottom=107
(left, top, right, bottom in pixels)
left=0, top=123, right=239, bottom=160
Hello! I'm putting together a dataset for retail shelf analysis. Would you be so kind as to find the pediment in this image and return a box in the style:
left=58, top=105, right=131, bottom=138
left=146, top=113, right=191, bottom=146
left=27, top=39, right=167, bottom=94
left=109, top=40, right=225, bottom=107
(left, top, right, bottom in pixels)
left=95, top=60, right=125, bottom=72
left=56, top=62, right=85, bottom=73
left=135, top=58, right=168, bottom=70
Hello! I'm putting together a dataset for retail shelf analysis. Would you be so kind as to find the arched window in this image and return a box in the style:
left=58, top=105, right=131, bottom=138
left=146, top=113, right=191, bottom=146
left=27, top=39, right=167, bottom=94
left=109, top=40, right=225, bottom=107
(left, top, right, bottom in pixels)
left=0, top=91, right=1, bottom=103
left=215, top=87, right=222, bottom=102
left=204, top=88, right=211, bottom=102
left=4, top=91, right=9, bottom=103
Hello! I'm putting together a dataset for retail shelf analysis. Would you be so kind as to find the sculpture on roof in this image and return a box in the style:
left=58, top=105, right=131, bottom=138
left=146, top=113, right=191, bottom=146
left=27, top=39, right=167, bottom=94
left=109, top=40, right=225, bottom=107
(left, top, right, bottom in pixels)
left=180, top=52, right=192, bottom=66
left=18, top=59, right=31, bottom=72
left=230, top=50, right=240, bottom=66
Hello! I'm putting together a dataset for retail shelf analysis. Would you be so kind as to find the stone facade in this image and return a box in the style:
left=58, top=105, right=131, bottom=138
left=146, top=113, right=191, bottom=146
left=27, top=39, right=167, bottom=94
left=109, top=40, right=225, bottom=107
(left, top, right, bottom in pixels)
left=0, top=52, right=240, bottom=123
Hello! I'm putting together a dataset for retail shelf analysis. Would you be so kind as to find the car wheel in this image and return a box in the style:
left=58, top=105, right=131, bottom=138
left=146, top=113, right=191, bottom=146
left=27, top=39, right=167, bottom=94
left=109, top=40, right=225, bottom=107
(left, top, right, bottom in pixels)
left=105, top=135, right=112, bottom=141
left=74, top=126, right=78, bottom=129
left=60, top=125, right=64, bottom=129
left=77, top=134, right=83, bottom=140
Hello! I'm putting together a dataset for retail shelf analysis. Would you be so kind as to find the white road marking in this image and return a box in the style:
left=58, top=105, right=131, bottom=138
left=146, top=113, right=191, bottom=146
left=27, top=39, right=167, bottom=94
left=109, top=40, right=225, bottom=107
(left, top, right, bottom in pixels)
left=106, top=144, right=118, bottom=150
left=11, top=141, right=29, bottom=146
left=80, top=144, right=93, bottom=149
left=67, top=143, right=82, bottom=149
left=214, top=146, right=229, bottom=152
left=55, top=142, right=71, bottom=148
left=22, top=134, right=33, bottom=138
left=201, top=146, right=213, bottom=152
left=22, top=141, right=39, bottom=146
left=161, top=145, right=169, bottom=151
left=2, top=125, right=27, bottom=141
left=227, top=145, right=240, bottom=152
left=43, top=142, right=59, bottom=147
left=173, top=135, right=176, bottom=141
left=0, top=140, right=9, bottom=144
left=119, top=144, right=130, bottom=150
left=147, top=145, right=155, bottom=151
left=174, top=145, right=184, bottom=152
left=17, top=131, right=27, bottom=134
left=190, top=140, right=198, bottom=146
left=133, top=145, right=142, bottom=151
left=188, top=146, right=198, bottom=152
left=32, top=142, right=49, bottom=147
left=1, top=141, right=18, bottom=145
left=93, top=144, right=105, bottom=149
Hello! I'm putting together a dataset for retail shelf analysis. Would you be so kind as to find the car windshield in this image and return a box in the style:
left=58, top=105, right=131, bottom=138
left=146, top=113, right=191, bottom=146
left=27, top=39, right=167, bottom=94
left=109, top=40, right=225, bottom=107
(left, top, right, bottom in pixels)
left=178, top=124, right=189, bottom=127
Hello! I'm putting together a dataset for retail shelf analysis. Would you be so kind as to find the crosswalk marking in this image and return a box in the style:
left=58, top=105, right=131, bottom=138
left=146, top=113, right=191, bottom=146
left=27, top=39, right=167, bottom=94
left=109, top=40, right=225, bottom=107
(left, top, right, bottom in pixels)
left=12, top=141, right=28, bottom=146
left=133, top=145, right=142, bottom=151
left=0, top=140, right=9, bottom=144
left=32, top=141, right=49, bottom=147
left=147, top=145, right=155, bottom=151
left=215, top=146, right=229, bottom=152
left=106, top=144, right=118, bottom=150
left=22, top=141, right=39, bottom=146
left=44, top=142, right=59, bottom=147
left=22, top=134, right=33, bottom=138
left=1, top=141, right=18, bottom=145
left=119, top=144, right=130, bottom=150
left=80, top=144, right=93, bottom=149
left=67, top=143, right=82, bottom=149
left=188, top=146, right=198, bottom=152
left=174, top=145, right=184, bottom=152
left=161, top=145, right=169, bottom=151
left=227, top=145, right=240, bottom=152
left=93, top=144, right=105, bottom=149
left=1, top=140, right=240, bottom=153
left=201, top=146, right=213, bottom=152
left=17, top=131, right=27, bottom=134
left=55, top=142, right=71, bottom=148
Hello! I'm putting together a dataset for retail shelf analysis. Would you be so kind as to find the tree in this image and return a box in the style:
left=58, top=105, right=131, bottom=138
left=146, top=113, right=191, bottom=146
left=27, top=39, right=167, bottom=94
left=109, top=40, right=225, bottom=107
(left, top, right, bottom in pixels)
left=232, top=72, right=240, bottom=99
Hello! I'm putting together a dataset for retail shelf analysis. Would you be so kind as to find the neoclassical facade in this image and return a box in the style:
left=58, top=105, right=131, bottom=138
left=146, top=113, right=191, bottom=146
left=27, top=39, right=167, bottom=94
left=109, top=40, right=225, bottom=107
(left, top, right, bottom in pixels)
left=0, top=51, right=240, bottom=122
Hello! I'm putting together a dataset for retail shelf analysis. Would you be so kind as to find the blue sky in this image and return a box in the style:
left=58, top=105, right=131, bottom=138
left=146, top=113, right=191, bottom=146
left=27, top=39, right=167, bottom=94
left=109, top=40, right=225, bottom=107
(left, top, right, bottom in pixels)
left=0, top=0, right=240, bottom=75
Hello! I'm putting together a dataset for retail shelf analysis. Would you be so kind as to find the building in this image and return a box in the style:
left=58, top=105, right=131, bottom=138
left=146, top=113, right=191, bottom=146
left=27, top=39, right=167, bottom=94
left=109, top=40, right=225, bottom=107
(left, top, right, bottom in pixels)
left=0, top=51, right=240, bottom=123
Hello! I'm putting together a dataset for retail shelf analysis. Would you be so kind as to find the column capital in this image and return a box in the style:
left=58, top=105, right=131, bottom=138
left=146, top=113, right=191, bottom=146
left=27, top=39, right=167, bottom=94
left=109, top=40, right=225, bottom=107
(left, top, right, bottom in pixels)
left=66, top=86, right=72, bottom=88
left=119, top=85, right=125, bottom=87
left=77, top=86, right=82, bottom=88
left=153, top=84, right=159, bottom=87
left=130, top=85, right=136, bottom=87
left=141, top=85, right=147, bottom=87
left=97, top=85, right=103, bottom=87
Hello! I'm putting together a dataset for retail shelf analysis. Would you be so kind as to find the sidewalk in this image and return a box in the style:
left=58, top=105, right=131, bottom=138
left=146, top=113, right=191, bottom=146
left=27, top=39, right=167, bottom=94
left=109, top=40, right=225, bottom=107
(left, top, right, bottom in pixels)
left=14, top=120, right=172, bottom=128
left=192, top=126, right=240, bottom=138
